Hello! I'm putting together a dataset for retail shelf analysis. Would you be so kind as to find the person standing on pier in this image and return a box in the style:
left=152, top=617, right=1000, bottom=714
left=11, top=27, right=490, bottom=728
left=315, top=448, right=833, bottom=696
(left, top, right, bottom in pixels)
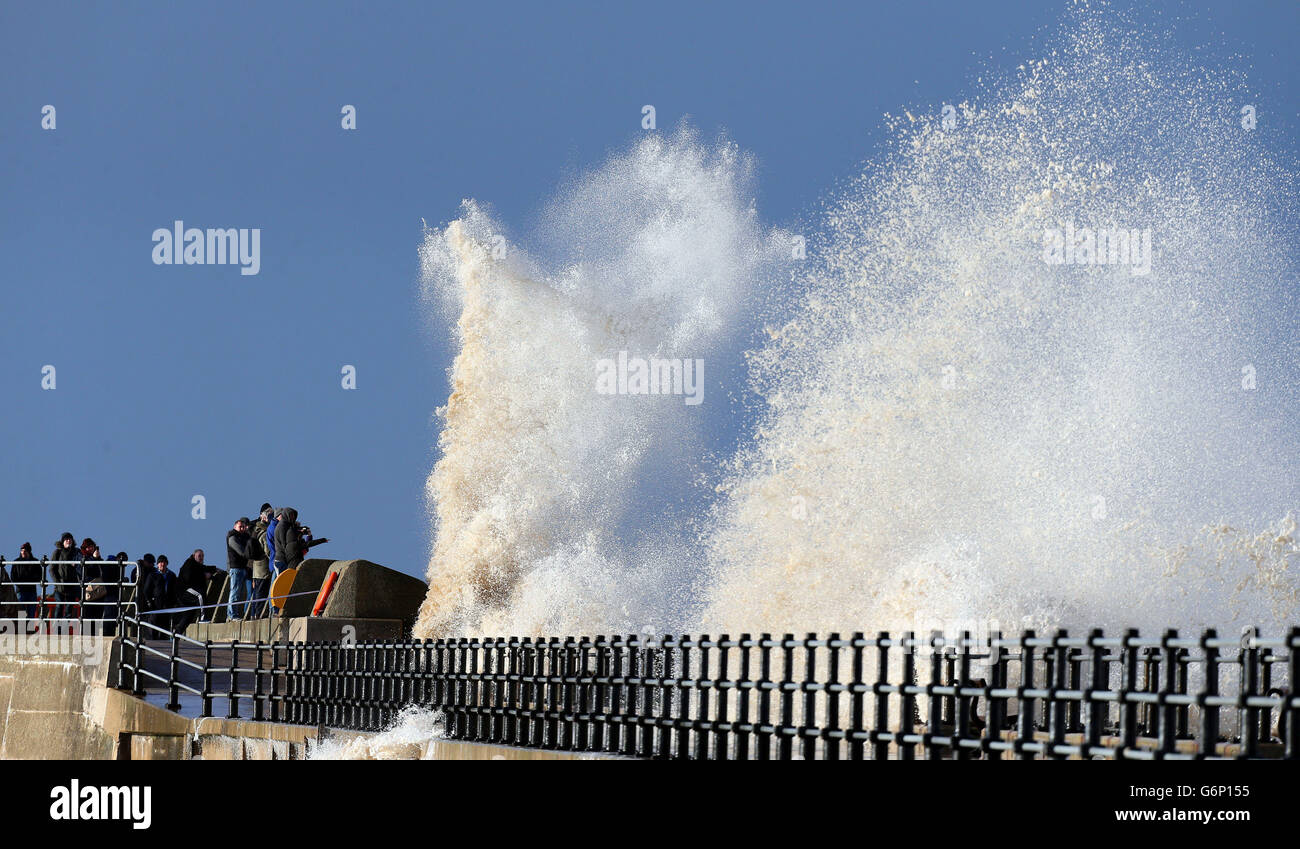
left=140, top=555, right=175, bottom=632
left=50, top=532, right=80, bottom=619
left=226, top=518, right=252, bottom=620
left=247, top=506, right=273, bottom=619
left=11, top=542, right=41, bottom=619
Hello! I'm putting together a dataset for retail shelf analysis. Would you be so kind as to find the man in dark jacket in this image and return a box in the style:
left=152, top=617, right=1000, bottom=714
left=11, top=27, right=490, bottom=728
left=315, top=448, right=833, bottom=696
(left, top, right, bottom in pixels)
left=272, top=508, right=300, bottom=572
left=174, top=549, right=215, bottom=632
left=273, top=508, right=328, bottom=572
left=126, top=553, right=154, bottom=621
left=140, top=556, right=175, bottom=632
left=226, top=518, right=252, bottom=620
left=11, top=542, right=42, bottom=619
left=51, top=532, right=80, bottom=619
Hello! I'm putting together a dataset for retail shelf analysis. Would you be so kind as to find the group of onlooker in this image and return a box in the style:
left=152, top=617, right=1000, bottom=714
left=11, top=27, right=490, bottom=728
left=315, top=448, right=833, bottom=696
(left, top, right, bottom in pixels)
left=0, top=503, right=327, bottom=634
left=1, top=534, right=126, bottom=623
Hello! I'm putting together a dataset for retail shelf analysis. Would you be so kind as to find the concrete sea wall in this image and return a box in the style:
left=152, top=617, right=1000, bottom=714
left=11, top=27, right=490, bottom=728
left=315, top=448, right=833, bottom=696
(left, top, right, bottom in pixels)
left=0, top=636, right=602, bottom=760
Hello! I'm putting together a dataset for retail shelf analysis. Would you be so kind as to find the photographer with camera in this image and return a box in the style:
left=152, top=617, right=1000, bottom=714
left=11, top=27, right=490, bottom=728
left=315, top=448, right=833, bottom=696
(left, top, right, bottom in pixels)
left=271, top=507, right=329, bottom=573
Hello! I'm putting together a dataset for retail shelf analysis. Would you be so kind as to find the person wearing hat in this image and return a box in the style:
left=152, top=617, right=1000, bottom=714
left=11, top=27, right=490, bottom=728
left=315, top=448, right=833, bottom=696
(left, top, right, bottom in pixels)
left=247, top=505, right=274, bottom=619
left=140, top=555, right=175, bottom=630
left=226, top=517, right=252, bottom=620
left=50, top=532, right=80, bottom=619
left=11, top=542, right=42, bottom=619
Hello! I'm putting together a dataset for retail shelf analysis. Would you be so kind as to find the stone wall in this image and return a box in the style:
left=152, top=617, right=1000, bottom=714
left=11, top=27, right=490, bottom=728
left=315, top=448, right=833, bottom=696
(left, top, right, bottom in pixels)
left=0, top=635, right=612, bottom=760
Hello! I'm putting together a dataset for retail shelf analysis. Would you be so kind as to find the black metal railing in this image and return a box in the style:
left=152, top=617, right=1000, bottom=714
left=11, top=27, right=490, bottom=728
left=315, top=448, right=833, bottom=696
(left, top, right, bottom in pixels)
left=113, top=588, right=324, bottom=716
left=112, top=625, right=1300, bottom=759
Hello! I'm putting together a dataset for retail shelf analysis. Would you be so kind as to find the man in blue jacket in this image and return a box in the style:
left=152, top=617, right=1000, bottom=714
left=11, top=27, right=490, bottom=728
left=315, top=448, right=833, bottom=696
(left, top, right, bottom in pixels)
left=265, top=504, right=279, bottom=582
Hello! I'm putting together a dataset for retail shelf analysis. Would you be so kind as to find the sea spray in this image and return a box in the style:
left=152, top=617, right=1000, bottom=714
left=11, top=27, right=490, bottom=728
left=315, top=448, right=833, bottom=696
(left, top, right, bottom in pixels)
left=703, top=6, right=1300, bottom=635
left=414, top=132, right=788, bottom=637
left=414, top=7, right=1299, bottom=643
left=308, top=708, right=445, bottom=760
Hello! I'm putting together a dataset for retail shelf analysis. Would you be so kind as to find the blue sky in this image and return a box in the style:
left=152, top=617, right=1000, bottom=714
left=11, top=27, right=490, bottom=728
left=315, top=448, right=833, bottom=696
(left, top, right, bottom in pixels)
left=0, top=0, right=1295, bottom=577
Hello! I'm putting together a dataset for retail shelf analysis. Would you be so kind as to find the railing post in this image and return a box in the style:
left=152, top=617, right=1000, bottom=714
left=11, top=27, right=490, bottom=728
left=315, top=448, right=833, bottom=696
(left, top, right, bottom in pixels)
left=955, top=629, right=974, bottom=761
left=227, top=640, right=240, bottom=719
left=1198, top=629, right=1220, bottom=758
left=713, top=634, right=730, bottom=760
left=777, top=633, right=796, bottom=761
left=114, top=555, right=127, bottom=637
left=869, top=631, right=887, bottom=761
left=756, top=633, right=772, bottom=760
left=1176, top=645, right=1191, bottom=739
left=78, top=556, right=87, bottom=634
left=898, top=630, right=917, bottom=761
left=1286, top=627, right=1300, bottom=760
left=576, top=635, right=592, bottom=752
left=845, top=632, right=866, bottom=761
left=1239, top=626, right=1259, bottom=759
left=656, top=635, right=673, bottom=759
left=1016, top=630, right=1037, bottom=760
left=166, top=630, right=182, bottom=711
left=987, top=630, right=1006, bottom=760
left=674, top=635, right=691, bottom=760
left=39, top=557, right=47, bottom=622
left=130, top=616, right=145, bottom=696
left=116, top=613, right=132, bottom=691
left=202, top=640, right=214, bottom=717
left=800, top=633, right=818, bottom=760
left=734, top=634, right=752, bottom=761
left=253, top=640, right=265, bottom=721
left=1118, top=629, right=1140, bottom=759
left=1067, top=642, right=1083, bottom=734
left=1082, top=629, right=1105, bottom=759
left=823, top=632, right=841, bottom=761
left=1157, top=629, right=1178, bottom=757
left=927, top=631, right=944, bottom=760
left=1047, top=629, right=1068, bottom=761
left=1259, top=644, right=1274, bottom=747
left=694, top=635, right=710, bottom=760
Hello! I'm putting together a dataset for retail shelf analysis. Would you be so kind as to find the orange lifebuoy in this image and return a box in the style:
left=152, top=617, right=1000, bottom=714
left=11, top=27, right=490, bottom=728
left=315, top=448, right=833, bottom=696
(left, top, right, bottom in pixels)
left=311, top=571, right=338, bottom=617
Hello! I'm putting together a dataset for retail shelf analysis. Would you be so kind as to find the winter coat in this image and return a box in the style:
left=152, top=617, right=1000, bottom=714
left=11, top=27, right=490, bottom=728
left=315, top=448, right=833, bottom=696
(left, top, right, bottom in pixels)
left=140, top=568, right=175, bottom=612
left=248, top=519, right=271, bottom=580
left=273, top=508, right=302, bottom=566
left=177, top=557, right=212, bottom=598
left=226, top=529, right=250, bottom=571
left=9, top=555, right=42, bottom=586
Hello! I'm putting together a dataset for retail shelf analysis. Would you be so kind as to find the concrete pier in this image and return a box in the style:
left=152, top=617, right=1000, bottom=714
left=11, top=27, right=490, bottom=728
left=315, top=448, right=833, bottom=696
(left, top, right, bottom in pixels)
left=0, top=634, right=606, bottom=760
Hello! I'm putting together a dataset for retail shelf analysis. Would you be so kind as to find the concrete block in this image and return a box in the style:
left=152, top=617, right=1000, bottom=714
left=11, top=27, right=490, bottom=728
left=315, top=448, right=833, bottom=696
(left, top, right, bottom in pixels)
left=287, top=617, right=402, bottom=643
left=321, top=560, right=427, bottom=637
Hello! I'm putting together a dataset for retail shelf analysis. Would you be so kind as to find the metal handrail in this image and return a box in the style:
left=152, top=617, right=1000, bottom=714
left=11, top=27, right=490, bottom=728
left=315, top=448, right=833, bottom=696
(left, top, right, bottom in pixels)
left=112, top=588, right=322, bottom=716
left=104, top=623, right=1300, bottom=759
left=1, top=557, right=141, bottom=638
